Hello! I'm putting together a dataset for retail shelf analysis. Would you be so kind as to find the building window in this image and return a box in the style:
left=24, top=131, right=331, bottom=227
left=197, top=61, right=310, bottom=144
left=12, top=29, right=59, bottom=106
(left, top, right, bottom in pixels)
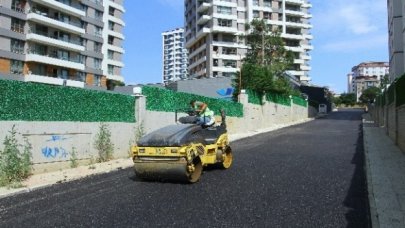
left=108, top=65, right=114, bottom=74
left=263, top=0, right=271, bottom=7
left=11, top=17, right=24, bottom=33
left=76, top=72, right=85, bottom=82
left=94, top=58, right=101, bottom=69
left=218, top=19, right=232, bottom=27
left=108, top=50, right=114, bottom=59
left=95, top=26, right=102, bottom=37
left=222, top=47, right=237, bottom=55
left=217, top=6, right=232, bottom=15
left=94, top=42, right=102, bottom=52
left=95, top=10, right=102, bottom=20
left=108, top=21, right=114, bottom=30
left=253, top=10, right=259, bottom=18
left=253, top=0, right=259, bottom=6
left=10, top=60, right=23, bottom=74
left=223, top=60, right=237, bottom=68
left=11, top=0, right=25, bottom=13
left=10, top=39, right=24, bottom=54
left=94, top=74, right=101, bottom=86
left=109, top=7, right=115, bottom=16
left=108, top=36, right=114, bottom=45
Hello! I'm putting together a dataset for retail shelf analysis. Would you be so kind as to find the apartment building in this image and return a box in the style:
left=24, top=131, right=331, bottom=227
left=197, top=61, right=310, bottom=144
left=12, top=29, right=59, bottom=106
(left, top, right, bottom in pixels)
left=348, top=62, right=389, bottom=101
left=162, top=28, right=188, bottom=84
left=0, top=0, right=125, bottom=88
left=184, top=0, right=312, bottom=82
left=387, top=0, right=404, bottom=82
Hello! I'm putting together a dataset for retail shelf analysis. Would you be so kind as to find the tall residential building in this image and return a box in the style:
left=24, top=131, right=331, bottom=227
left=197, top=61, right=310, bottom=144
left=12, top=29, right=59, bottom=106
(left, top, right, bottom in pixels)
left=184, top=0, right=313, bottom=82
left=0, top=0, right=125, bottom=88
left=162, top=28, right=188, bottom=84
left=387, top=0, right=404, bottom=82
left=348, top=62, right=389, bottom=101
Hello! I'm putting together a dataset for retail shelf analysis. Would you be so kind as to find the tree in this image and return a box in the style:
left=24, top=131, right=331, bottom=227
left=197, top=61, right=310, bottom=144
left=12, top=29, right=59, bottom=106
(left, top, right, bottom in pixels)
left=233, top=19, right=295, bottom=100
left=380, top=74, right=389, bottom=90
left=339, top=93, right=356, bottom=106
left=359, top=87, right=381, bottom=104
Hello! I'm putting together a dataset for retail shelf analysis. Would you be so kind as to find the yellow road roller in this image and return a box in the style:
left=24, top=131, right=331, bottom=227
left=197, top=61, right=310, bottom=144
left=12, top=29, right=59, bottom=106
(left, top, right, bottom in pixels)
left=131, top=110, right=232, bottom=183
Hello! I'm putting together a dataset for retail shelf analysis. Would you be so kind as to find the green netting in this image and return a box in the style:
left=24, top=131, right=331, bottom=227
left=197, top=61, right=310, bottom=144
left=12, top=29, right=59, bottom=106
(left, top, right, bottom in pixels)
left=388, top=82, right=395, bottom=105
left=381, top=91, right=386, bottom=106
left=246, top=89, right=262, bottom=105
left=396, top=74, right=405, bottom=107
left=265, top=92, right=291, bottom=106
left=0, top=79, right=135, bottom=122
left=142, top=86, right=243, bottom=117
left=292, top=96, right=307, bottom=107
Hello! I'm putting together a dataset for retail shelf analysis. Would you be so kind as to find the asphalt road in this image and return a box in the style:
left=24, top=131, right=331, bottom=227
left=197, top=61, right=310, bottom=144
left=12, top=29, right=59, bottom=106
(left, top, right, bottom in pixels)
left=0, top=109, right=370, bottom=228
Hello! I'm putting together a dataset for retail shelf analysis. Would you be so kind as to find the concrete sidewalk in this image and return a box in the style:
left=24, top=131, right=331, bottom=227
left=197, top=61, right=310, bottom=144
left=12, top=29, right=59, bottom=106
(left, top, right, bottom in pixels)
left=363, top=113, right=405, bottom=228
left=0, top=118, right=314, bottom=199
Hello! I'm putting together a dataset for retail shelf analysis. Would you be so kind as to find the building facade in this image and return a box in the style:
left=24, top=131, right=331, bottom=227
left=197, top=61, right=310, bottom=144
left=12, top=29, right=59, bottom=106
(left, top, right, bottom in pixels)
left=387, top=0, right=404, bottom=82
left=184, top=0, right=312, bottom=82
left=0, top=0, right=125, bottom=88
left=162, top=28, right=188, bottom=84
left=348, top=62, right=389, bottom=101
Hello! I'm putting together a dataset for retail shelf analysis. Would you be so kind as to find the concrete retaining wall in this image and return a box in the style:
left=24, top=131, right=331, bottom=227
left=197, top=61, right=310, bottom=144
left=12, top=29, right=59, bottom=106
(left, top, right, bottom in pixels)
left=0, top=93, right=312, bottom=174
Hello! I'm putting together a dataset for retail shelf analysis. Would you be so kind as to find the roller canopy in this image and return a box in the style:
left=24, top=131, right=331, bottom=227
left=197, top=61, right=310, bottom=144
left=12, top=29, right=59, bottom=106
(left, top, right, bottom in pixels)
left=137, top=124, right=204, bottom=147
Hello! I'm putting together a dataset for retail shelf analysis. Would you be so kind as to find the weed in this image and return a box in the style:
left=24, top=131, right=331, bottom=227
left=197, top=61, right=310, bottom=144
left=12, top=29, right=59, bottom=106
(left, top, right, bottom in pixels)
left=70, top=147, right=78, bottom=168
left=0, top=125, right=32, bottom=187
left=94, top=123, right=114, bottom=162
left=88, top=156, right=96, bottom=170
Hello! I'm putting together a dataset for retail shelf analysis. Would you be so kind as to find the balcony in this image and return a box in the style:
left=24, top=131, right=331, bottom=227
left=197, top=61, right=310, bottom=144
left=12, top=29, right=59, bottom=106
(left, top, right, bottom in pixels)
left=212, top=26, right=238, bottom=34
left=31, top=0, right=85, bottom=17
left=109, top=1, right=125, bottom=13
left=197, top=2, right=211, bottom=13
left=106, top=59, right=124, bottom=68
left=27, top=10, right=85, bottom=35
left=106, top=74, right=124, bottom=82
left=301, top=65, right=311, bottom=71
left=24, top=74, right=85, bottom=88
left=26, top=31, right=84, bottom=52
left=197, top=15, right=211, bottom=25
left=25, top=50, right=85, bottom=71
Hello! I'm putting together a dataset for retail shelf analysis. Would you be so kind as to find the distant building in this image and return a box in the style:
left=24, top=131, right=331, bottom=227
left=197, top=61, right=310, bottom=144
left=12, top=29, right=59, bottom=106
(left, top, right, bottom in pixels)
left=184, top=0, right=313, bottom=83
left=0, top=0, right=125, bottom=89
left=162, top=28, right=188, bottom=84
left=347, top=62, right=389, bottom=101
left=388, top=0, right=405, bottom=82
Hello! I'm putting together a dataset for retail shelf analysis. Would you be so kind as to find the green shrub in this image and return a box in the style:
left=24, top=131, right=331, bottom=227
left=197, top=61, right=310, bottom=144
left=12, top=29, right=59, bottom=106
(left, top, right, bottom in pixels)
left=0, top=125, right=32, bottom=187
left=94, top=123, right=114, bottom=162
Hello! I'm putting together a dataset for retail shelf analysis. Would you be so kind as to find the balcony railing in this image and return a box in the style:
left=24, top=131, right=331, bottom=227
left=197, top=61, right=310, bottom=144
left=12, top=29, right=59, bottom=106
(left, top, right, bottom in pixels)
left=11, top=25, right=24, bottom=33
left=28, top=29, right=83, bottom=46
left=27, top=48, right=84, bottom=64
left=29, top=9, right=82, bottom=28
left=55, top=0, right=85, bottom=12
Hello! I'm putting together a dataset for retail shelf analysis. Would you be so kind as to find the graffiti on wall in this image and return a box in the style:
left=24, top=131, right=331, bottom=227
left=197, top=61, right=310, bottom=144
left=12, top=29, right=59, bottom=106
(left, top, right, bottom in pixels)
left=25, top=133, right=91, bottom=164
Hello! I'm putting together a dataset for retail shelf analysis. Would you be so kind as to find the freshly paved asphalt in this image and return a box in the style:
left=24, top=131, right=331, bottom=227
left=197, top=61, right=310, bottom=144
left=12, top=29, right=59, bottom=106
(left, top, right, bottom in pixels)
left=0, top=109, right=369, bottom=228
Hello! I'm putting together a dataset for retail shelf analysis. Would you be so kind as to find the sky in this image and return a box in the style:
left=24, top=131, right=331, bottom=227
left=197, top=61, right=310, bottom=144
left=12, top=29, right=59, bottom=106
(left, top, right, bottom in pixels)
left=122, top=0, right=388, bottom=94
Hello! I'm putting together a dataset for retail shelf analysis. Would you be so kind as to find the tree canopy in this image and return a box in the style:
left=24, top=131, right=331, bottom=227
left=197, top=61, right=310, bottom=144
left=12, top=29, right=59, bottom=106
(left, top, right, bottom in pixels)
left=233, top=19, right=295, bottom=100
left=359, top=87, right=381, bottom=104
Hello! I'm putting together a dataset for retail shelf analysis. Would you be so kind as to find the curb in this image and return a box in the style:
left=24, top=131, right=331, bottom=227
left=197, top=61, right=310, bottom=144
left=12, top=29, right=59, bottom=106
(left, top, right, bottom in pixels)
left=362, top=117, right=379, bottom=228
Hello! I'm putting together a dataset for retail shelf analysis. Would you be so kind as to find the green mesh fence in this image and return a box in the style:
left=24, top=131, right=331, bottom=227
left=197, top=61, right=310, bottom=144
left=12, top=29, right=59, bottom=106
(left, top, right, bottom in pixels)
left=142, top=86, right=243, bottom=117
left=396, top=74, right=405, bottom=107
left=381, top=91, right=386, bottom=106
left=246, top=89, right=262, bottom=105
left=292, top=96, right=308, bottom=107
left=0, top=79, right=135, bottom=122
left=266, top=92, right=291, bottom=106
